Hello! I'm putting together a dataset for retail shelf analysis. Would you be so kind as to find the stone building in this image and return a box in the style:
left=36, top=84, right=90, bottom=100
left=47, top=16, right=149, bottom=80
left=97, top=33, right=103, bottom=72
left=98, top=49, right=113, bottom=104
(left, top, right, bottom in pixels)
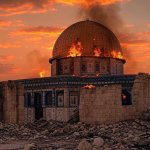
left=0, top=20, right=150, bottom=124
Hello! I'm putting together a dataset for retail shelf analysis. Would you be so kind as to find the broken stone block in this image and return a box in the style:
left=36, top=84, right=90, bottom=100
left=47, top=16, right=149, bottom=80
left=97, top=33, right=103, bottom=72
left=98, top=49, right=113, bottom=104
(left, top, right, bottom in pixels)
left=77, top=139, right=92, bottom=150
left=23, top=143, right=35, bottom=150
left=93, top=137, right=104, bottom=148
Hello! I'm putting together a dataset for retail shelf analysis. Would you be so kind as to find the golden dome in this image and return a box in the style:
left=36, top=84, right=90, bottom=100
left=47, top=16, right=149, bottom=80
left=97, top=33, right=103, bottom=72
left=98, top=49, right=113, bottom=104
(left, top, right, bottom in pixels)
left=53, top=20, right=123, bottom=59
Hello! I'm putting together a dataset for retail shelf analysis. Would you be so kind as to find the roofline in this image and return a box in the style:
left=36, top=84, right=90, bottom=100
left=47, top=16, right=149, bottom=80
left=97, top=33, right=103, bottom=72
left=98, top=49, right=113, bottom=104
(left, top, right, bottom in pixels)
left=49, top=56, right=126, bottom=64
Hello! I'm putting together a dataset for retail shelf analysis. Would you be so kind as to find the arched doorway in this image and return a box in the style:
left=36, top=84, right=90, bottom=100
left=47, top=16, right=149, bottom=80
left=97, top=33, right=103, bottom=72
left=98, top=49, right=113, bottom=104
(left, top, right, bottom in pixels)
left=34, top=93, right=43, bottom=120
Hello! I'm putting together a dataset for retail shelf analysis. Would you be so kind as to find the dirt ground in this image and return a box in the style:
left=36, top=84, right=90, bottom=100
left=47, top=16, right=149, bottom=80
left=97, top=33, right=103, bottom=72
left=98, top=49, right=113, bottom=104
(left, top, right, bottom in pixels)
left=0, top=137, right=79, bottom=150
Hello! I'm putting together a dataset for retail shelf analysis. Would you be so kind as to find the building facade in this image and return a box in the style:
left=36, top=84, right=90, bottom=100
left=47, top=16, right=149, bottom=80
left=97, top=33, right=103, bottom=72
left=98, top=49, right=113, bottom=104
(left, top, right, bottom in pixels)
left=0, top=20, right=150, bottom=124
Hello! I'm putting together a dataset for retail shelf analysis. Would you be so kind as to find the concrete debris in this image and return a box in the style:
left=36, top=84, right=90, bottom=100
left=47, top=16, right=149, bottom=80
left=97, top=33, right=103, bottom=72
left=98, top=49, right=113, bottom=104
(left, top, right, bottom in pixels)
left=0, top=111, right=150, bottom=149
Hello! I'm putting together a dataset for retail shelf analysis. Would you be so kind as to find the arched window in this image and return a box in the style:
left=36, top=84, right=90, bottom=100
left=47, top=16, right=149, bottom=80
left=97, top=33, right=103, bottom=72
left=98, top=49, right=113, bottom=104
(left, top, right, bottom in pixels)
left=24, top=93, right=32, bottom=107
left=95, top=63, right=100, bottom=72
left=69, top=91, right=79, bottom=107
left=58, top=61, right=63, bottom=74
left=27, top=93, right=31, bottom=106
left=82, top=63, right=86, bottom=72
left=56, top=90, right=64, bottom=107
left=122, top=90, right=132, bottom=105
left=45, top=91, right=53, bottom=106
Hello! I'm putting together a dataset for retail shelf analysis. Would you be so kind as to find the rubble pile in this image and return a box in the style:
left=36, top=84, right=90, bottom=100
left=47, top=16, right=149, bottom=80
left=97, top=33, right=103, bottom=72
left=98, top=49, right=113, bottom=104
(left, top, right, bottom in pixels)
left=0, top=111, right=150, bottom=149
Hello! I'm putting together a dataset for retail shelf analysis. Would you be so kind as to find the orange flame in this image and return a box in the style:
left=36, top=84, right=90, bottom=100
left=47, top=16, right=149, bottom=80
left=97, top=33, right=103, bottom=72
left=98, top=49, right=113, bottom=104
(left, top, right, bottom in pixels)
left=96, top=73, right=100, bottom=76
left=68, top=41, right=82, bottom=57
left=83, top=84, right=95, bottom=89
left=94, top=47, right=102, bottom=57
left=111, top=51, right=123, bottom=59
left=122, top=94, right=127, bottom=100
left=39, top=70, right=47, bottom=78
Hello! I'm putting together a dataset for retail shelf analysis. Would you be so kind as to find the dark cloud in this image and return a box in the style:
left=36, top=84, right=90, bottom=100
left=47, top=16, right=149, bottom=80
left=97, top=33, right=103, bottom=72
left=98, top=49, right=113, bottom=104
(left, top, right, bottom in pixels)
left=78, top=2, right=123, bottom=34
left=0, top=0, right=128, bottom=16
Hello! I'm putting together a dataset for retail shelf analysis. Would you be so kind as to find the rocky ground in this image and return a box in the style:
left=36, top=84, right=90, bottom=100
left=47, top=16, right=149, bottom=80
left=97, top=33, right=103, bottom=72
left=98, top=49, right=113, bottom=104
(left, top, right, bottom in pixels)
left=0, top=111, right=150, bottom=150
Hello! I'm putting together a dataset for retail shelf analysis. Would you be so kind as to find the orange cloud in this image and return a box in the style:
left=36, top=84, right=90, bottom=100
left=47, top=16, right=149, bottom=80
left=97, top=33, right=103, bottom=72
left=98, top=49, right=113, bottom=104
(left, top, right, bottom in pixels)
left=124, top=24, right=135, bottom=29
left=121, top=42, right=150, bottom=47
left=0, top=20, right=12, bottom=27
left=119, top=31, right=150, bottom=74
left=0, top=43, right=21, bottom=49
left=0, top=0, right=54, bottom=16
left=147, top=23, right=150, bottom=26
left=57, top=0, right=128, bottom=6
left=0, top=0, right=129, bottom=16
left=26, top=50, right=50, bottom=77
left=0, top=63, right=21, bottom=74
left=11, top=26, right=63, bottom=36
left=0, top=55, right=14, bottom=62
left=119, top=32, right=150, bottom=47
left=14, top=19, right=25, bottom=27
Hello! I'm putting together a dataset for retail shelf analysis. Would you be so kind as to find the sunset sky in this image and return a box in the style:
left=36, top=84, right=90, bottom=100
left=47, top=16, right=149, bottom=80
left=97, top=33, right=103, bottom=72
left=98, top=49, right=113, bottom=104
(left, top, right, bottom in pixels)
left=0, top=0, right=150, bottom=81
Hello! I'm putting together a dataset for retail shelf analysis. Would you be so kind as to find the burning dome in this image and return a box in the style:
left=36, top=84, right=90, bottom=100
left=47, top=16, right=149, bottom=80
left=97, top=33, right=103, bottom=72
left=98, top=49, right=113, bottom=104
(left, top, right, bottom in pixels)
left=53, top=20, right=123, bottom=60
left=50, top=20, right=125, bottom=77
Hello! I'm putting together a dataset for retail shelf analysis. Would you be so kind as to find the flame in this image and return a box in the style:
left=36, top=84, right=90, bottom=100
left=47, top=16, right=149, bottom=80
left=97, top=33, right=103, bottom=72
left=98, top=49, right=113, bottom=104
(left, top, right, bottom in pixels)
left=96, top=73, right=100, bottom=76
left=68, top=40, right=82, bottom=57
left=39, top=70, right=47, bottom=78
left=122, top=94, right=127, bottom=100
left=111, top=51, right=123, bottom=59
left=94, top=47, right=102, bottom=57
left=83, top=84, right=95, bottom=89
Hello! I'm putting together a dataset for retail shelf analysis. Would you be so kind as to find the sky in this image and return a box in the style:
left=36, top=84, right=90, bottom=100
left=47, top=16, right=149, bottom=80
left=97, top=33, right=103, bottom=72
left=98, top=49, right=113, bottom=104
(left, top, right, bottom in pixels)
left=0, top=0, right=150, bottom=81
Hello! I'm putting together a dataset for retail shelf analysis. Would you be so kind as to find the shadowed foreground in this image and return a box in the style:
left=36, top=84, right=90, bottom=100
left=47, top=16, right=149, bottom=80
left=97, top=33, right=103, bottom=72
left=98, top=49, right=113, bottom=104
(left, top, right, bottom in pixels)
left=0, top=110, right=150, bottom=150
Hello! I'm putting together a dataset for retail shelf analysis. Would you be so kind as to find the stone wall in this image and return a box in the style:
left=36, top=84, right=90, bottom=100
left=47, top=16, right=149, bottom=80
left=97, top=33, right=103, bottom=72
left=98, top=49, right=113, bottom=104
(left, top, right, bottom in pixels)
left=2, top=81, right=25, bottom=124
left=132, top=73, right=150, bottom=114
left=44, top=87, right=79, bottom=122
left=25, top=108, right=34, bottom=123
left=1, top=73, right=149, bottom=124
left=44, top=87, right=71, bottom=122
left=79, top=85, right=122, bottom=124
left=0, top=84, right=3, bottom=121
left=25, top=86, right=80, bottom=122
left=51, top=59, right=57, bottom=76
left=79, top=73, right=150, bottom=124
left=110, top=58, right=123, bottom=75
left=45, top=107, right=77, bottom=122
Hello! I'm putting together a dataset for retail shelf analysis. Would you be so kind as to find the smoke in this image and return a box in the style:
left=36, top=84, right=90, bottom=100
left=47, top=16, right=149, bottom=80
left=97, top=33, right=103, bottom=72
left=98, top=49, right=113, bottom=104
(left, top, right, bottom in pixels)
left=78, top=2, right=138, bottom=74
left=78, top=3, right=123, bottom=34
left=26, top=50, right=50, bottom=77
left=122, top=46, right=138, bottom=74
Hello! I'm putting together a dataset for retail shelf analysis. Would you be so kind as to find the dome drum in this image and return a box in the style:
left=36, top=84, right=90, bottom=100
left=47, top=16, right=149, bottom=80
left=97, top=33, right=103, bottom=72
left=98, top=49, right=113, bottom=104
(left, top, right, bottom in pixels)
left=51, top=56, right=124, bottom=76
left=50, top=20, right=125, bottom=77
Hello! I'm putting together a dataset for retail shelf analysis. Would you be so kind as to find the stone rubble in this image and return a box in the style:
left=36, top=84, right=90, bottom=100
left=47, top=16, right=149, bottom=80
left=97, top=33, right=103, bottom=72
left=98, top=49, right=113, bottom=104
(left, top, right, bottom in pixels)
left=0, top=110, right=150, bottom=149
left=23, top=143, right=35, bottom=150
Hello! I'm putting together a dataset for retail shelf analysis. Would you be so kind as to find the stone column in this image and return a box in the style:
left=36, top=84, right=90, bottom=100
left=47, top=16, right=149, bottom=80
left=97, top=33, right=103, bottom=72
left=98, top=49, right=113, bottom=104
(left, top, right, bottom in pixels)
left=17, top=83, right=25, bottom=124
